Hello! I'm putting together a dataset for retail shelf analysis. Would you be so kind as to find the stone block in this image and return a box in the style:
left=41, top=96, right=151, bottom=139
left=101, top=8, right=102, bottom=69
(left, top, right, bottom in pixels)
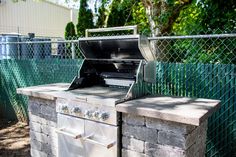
left=145, top=142, right=185, bottom=157
left=44, top=114, right=57, bottom=123
left=29, top=113, right=48, bottom=125
left=186, top=143, right=200, bottom=157
left=123, top=114, right=145, bottom=126
left=31, top=148, right=47, bottom=157
left=185, top=120, right=207, bottom=149
left=51, top=145, right=58, bottom=156
left=31, top=139, right=42, bottom=151
left=47, top=153, right=57, bottom=157
left=122, top=149, right=147, bottom=157
left=146, top=117, right=196, bottom=135
left=158, top=131, right=186, bottom=149
left=122, top=124, right=158, bottom=144
left=41, top=124, right=50, bottom=135
left=30, top=131, right=49, bottom=144
left=28, top=103, right=41, bottom=115
left=29, top=121, right=42, bottom=133
left=42, top=143, right=52, bottom=155
left=49, top=134, right=58, bottom=148
left=48, top=121, right=57, bottom=127
left=122, top=136, right=144, bottom=153
left=41, top=105, right=55, bottom=117
left=41, top=125, right=56, bottom=136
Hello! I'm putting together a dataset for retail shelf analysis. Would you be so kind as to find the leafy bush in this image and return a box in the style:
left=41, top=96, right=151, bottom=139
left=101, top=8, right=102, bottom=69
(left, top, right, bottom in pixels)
left=76, top=0, right=94, bottom=37
left=65, top=22, right=76, bottom=39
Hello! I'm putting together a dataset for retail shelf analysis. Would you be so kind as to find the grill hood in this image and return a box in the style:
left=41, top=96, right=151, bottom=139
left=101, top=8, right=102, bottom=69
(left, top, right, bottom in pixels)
left=68, top=26, right=156, bottom=102
left=79, top=35, right=156, bottom=61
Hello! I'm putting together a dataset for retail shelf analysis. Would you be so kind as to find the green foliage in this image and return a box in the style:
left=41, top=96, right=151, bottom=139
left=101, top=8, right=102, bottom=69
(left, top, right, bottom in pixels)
left=96, top=5, right=106, bottom=28
left=65, top=22, right=76, bottom=39
left=127, top=1, right=151, bottom=35
left=107, top=0, right=134, bottom=27
left=96, top=0, right=110, bottom=28
left=76, top=0, right=94, bottom=37
left=141, top=0, right=192, bottom=35
left=172, top=1, right=204, bottom=35
left=172, top=0, right=236, bottom=35
left=95, top=0, right=150, bottom=35
left=169, top=0, right=236, bottom=64
left=200, top=0, right=236, bottom=33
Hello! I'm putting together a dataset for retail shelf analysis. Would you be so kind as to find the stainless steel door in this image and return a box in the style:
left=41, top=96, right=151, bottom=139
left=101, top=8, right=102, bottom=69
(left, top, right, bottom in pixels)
left=84, top=120, right=118, bottom=157
left=57, top=114, right=85, bottom=157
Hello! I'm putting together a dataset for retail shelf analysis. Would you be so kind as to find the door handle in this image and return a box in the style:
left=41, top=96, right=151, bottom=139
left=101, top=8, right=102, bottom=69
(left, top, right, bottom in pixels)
left=55, top=128, right=83, bottom=139
left=83, top=135, right=116, bottom=149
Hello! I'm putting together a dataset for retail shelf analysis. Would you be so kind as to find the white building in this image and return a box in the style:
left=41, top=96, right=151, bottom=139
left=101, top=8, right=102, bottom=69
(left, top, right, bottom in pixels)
left=0, top=0, right=79, bottom=37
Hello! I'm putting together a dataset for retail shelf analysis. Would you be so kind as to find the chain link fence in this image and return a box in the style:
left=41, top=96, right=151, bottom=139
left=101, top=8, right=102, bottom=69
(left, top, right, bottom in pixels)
left=0, top=32, right=236, bottom=157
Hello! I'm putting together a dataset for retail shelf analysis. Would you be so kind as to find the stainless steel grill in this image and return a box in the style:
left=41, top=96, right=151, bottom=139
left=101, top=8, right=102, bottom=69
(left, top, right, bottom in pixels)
left=56, top=26, right=156, bottom=157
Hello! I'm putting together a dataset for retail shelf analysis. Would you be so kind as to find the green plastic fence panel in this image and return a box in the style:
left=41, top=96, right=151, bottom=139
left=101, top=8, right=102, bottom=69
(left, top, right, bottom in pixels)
left=0, top=60, right=3, bottom=118
left=0, top=59, right=83, bottom=121
left=155, top=62, right=236, bottom=157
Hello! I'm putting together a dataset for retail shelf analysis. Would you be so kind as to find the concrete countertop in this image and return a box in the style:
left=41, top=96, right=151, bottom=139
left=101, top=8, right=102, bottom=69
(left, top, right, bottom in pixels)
left=17, top=83, right=70, bottom=100
left=17, top=83, right=220, bottom=126
left=116, top=95, right=220, bottom=126
left=16, top=83, right=128, bottom=106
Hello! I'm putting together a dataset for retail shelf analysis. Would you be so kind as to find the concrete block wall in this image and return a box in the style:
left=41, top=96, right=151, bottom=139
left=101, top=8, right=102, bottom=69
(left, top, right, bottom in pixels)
left=28, top=97, right=57, bottom=157
left=122, top=113, right=208, bottom=157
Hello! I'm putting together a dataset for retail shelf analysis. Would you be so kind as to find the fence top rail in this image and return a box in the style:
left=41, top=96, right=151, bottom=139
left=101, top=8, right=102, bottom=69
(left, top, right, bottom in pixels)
left=148, top=33, right=236, bottom=40
left=0, top=33, right=236, bottom=45
left=0, top=40, right=80, bottom=45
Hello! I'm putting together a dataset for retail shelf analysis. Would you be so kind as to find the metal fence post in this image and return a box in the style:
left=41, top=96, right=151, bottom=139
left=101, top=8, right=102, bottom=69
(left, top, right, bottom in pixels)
left=71, top=43, right=75, bottom=59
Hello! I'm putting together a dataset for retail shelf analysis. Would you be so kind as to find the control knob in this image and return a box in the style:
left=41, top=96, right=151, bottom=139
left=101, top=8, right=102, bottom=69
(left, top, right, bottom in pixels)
left=98, top=112, right=109, bottom=121
left=84, top=110, right=92, bottom=118
left=92, top=111, right=100, bottom=119
left=61, top=106, right=69, bottom=113
left=72, top=107, right=81, bottom=114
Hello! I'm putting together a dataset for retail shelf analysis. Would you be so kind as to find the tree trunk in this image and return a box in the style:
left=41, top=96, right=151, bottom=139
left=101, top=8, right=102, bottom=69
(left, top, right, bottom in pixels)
left=141, top=0, right=192, bottom=61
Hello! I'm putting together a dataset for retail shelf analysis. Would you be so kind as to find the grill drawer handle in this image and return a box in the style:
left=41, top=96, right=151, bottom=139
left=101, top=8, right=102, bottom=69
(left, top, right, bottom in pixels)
left=83, top=135, right=116, bottom=149
left=56, top=128, right=83, bottom=139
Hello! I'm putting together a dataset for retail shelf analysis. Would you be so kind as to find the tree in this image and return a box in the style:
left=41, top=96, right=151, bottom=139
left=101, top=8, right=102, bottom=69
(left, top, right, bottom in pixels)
left=96, top=0, right=150, bottom=35
left=76, top=0, right=94, bottom=36
left=141, top=0, right=192, bottom=36
left=107, top=0, right=131, bottom=27
left=200, top=0, right=236, bottom=34
left=127, top=1, right=150, bottom=35
left=65, top=22, right=76, bottom=39
left=96, top=0, right=110, bottom=28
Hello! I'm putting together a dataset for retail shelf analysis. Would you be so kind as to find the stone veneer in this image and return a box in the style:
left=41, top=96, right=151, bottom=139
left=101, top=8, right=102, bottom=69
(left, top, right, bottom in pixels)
left=27, top=97, right=208, bottom=157
left=122, top=113, right=208, bottom=157
left=28, top=97, right=57, bottom=157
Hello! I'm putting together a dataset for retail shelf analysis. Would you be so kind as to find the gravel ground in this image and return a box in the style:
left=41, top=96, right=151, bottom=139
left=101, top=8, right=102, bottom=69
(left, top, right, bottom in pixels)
left=0, top=120, right=30, bottom=157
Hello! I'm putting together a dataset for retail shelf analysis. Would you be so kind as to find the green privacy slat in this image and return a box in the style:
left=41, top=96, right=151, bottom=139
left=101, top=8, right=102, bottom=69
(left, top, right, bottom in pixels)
left=0, top=59, right=83, bottom=121
left=155, top=62, right=236, bottom=157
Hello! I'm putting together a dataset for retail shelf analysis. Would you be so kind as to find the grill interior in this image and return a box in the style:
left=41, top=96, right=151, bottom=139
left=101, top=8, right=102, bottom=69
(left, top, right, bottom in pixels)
left=68, top=59, right=140, bottom=90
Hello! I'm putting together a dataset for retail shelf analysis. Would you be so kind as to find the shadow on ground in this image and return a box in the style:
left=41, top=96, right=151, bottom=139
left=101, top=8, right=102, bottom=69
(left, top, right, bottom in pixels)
left=0, top=119, right=30, bottom=157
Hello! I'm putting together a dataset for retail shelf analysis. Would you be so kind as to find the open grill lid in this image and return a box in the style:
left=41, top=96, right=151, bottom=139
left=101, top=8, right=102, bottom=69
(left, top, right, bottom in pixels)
left=79, top=26, right=156, bottom=61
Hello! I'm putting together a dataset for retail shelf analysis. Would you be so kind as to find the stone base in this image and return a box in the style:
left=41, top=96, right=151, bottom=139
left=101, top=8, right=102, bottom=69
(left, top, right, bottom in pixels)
left=27, top=97, right=208, bottom=157
left=28, top=97, right=57, bottom=157
left=122, top=113, right=207, bottom=157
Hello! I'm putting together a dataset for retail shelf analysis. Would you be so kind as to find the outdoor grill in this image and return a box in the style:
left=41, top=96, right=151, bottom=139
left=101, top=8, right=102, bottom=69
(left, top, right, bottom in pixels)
left=55, top=26, right=157, bottom=157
